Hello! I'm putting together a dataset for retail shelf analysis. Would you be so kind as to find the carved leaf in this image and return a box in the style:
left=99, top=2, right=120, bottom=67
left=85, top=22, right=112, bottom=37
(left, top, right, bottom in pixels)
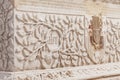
left=49, top=15, right=53, bottom=23
left=15, top=37, right=24, bottom=47
left=53, top=15, right=56, bottom=23
left=34, top=29, right=39, bottom=40
left=45, top=16, right=48, bottom=22
left=63, top=19, right=68, bottom=25
left=78, top=23, right=84, bottom=30
left=23, top=14, right=28, bottom=22
left=66, top=16, right=70, bottom=24
left=75, top=17, right=77, bottom=24
left=22, top=49, right=30, bottom=57
left=23, top=26, right=29, bottom=33
left=26, top=13, right=32, bottom=21
left=16, top=31, right=24, bottom=38
left=30, top=16, right=38, bottom=23
left=16, top=15, right=24, bottom=23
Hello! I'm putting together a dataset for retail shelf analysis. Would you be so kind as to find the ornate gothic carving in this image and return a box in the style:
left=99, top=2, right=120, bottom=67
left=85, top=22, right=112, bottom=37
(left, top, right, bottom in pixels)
left=0, top=0, right=14, bottom=71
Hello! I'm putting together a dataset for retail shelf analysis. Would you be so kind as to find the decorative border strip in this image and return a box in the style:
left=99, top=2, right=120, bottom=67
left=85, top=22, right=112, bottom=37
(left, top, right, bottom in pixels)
left=1, top=62, right=120, bottom=80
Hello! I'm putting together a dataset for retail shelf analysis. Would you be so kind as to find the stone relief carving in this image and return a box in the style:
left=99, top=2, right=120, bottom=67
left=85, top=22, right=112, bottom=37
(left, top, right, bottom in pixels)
left=104, top=18, right=120, bottom=63
left=0, top=0, right=119, bottom=79
left=0, top=73, right=13, bottom=80
left=14, top=11, right=120, bottom=71
left=12, top=62, right=120, bottom=80
left=89, top=16, right=103, bottom=50
left=15, top=12, right=94, bottom=70
left=88, top=17, right=120, bottom=64
left=0, top=0, right=14, bottom=71
left=1, top=62, right=120, bottom=80
left=88, top=16, right=104, bottom=64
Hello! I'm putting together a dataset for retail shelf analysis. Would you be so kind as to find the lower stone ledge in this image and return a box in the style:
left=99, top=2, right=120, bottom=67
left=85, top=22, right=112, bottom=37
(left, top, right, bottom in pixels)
left=1, top=62, right=120, bottom=80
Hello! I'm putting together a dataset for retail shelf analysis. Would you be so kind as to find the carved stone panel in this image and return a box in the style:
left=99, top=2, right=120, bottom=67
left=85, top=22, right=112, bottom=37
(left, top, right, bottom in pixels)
left=87, top=17, right=120, bottom=64
left=0, top=0, right=120, bottom=79
left=104, top=17, right=120, bottom=63
left=14, top=10, right=120, bottom=71
left=0, top=0, right=14, bottom=71
left=14, top=11, right=91, bottom=71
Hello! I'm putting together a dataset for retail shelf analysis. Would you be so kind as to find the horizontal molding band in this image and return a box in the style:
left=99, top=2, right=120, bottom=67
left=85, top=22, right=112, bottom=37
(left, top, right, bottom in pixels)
left=1, top=62, right=120, bottom=80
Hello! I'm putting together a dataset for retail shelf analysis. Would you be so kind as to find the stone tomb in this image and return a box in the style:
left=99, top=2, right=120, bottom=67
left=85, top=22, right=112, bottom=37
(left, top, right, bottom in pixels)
left=0, top=0, right=120, bottom=80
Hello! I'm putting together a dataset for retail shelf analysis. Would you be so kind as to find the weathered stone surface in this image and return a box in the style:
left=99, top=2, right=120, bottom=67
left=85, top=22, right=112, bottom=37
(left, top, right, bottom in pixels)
left=0, top=0, right=14, bottom=71
left=0, top=72, right=13, bottom=80
left=1, top=62, right=120, bottom=80
left=13, top=8, right=120, bottom=71
left=0, top=0, right=120, bottom=80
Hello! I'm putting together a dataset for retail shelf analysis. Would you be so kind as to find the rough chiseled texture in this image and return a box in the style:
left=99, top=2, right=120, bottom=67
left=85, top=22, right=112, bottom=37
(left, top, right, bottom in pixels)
left=0, top=0, right=14, bottom=71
